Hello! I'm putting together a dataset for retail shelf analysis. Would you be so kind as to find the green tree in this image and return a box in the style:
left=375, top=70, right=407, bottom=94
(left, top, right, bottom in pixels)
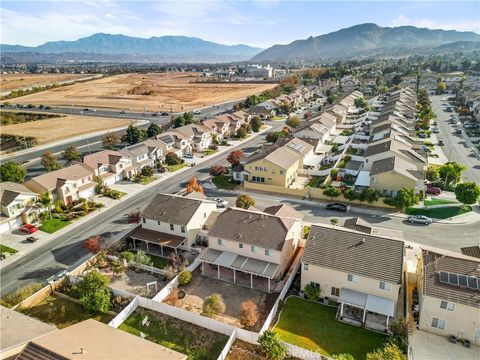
left=390, top=317, right=413, bottom=355
left=38, top=191, right=53, bottom=218
left=236, top=194, right=255, bottom=209
left=41, top=152, right=61, bottom=172
left=366, top=343, right=406, bottom=360
left=343, top=189, right=358, bottom=202
left=125, top=124, right=145, bottom=145
left=426, top=166, right=439, bottom=182
left=236, top=127, right=248, bottom=138
left=133, top=250, right=152, bottom=266
left=73, top=271, right=112, bottom=313
left=140, top=166, right=154, bottom=177
left=178, top=270, right=192, bottom=285
left=455, top=182, right=480, bottom=206
left=165, top=153, right=182, bottom=166
left=303, top=283, right=321, bottom=300
left=286, top=116, right=301, bottom=128
left=202, top=293, right=225, bottom=317
left=257, top=330, right=288, bottom=360
left=438, top=162, right=466, bottom=189
left=250, top=116, right=263, bottom=132
left=174, top=115, right=185, bottom=128
left=333, top=355, right=355, bottom=360
left=146, top=123, right=162, bottom=137
left=102, top=132, right=121, bottom=150
left=0, top=161, right=26, bottom=183
left=360, top=188, right=380, bottom=206
left=323, top=186, right=341, bottom=200
left=437, top=81, right=447, bottom=93
left=390, top=188, right=419, bottom=212
left=63, top=145, right=81, bottom=161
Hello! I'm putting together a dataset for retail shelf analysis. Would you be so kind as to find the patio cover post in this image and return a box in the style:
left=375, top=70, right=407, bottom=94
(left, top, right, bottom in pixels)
left=201, top=261, right=204, bottom=275
left=362, top=308, right=367, bottom=324
left=340, top=302, right=344, bottom=317
left=161, top=245, right=164, bottom=257
left=217, top=265, right=220, bottom=279
left=268, top=278, right=270, bottom=293
left=146, top=242, right=149, bottom=253
left=250, top=273, right=253, bottom=289
left=386, top=315, right=389, bottom=329
left=133, top=239, right=136, bottom=250
left=233, top=269, right=236, bottom=284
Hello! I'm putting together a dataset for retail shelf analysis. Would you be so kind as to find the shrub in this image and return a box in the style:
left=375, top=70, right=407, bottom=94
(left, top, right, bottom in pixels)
left=239, top=300, right=259, bottom=328
left=133, top=250, right=152, bottom=266
left=84, top=236, right=101, bottom=254
left=0, top=283, right=43, bottom=308
left=343, top=189, right=358, bottom=201
left=257, top=330, right=287, bottom=360
left=202, top=293, right=225, bottom=317
left=165, top=152, right=183, bottom=166
left=111, top=259, right=125, bottom=276
left=178, top=270, right=192, bottom=285
left=236, top=194, right=255, bottom=209
left=128, top=211, right=141, bottom=224
left=210, top=165, right=229, bottom=176
left=140, top=166, right=154, bottom=177
left=250, top=116, right=263, bottom=132
left=73, top=271, right=112, bottom=313
left=330, top=218, right=339, bottom=226
left=120, top=251, right=134, bottom=263
left=304, top=283, right=321, bottom=300
left=323, top=186, right=341, bottom=199
left=286, top=116, right=301, bottom=128
left=236, top=127, right=248, bottom=139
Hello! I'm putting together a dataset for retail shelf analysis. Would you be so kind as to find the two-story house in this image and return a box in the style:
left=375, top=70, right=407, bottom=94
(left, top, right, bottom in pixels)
left=161, top=131, right=193, bottom=156
left=129, top=193, right=217, bottom=255
left=417, top=249, right=480, bottom=346
left=172, top=124, right=212, bottom=151
left=0, top=183, right=40, bottom=233
left=301, top=224, right=404, bottom=332
left=83, top=150, right=136, bottom=185
left=120, top=143, right=155, bottom=171
left=200, top=206, right=302, bottom=292
left=201, top=118, right=230, bottom=140
left=142, top=138, right=166, bottom=164
left=155, top=134, right=183, bottom=157
left=24, top=163, right=95, bottom=205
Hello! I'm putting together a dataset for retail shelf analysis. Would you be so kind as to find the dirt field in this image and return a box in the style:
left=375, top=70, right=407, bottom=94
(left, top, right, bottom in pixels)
left=1, top=73, right=97, bottom=92
left=1, top=114, right=135, bottom=145
left=10, top=72, right=278, bottom=112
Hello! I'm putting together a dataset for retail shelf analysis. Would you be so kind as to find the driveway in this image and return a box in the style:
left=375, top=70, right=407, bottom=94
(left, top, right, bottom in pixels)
left=430, top=95, right=480, bottom=184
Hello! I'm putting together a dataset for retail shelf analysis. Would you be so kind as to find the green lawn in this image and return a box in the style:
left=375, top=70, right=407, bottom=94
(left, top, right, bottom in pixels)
left=131, top=250, right=169, bottom=269
left=423, top=198, right=458, bottom=206
left=203, top=149, right=218, bottom=156
left=119, top=308, right=228, bottom=360
left=274, top=297, right=386, bottom=360
left=166, top=163, right=187, bottom=172
left=406, top=205, right=472, bottom=219
left=212, top=175, right=237, bottom=190
left=136, top=176, right=156, bottom=185
left=18, top=295, right=114, bottom=329
left=307, top=176, right=323, bottom=188
left=0, top=244, right=18, bottom=255
left=39, top=218, right=72, bottom=233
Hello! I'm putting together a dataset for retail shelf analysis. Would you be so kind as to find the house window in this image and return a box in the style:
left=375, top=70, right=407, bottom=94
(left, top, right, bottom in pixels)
left=218, top=239, right=224, bottom=246
left=379, top=282, right=391, bottom=291
left=440, top=301, right=455, bottom=311
left=251, top=245, right=256, bottom=253
left=265, top=249, right=272, bottom=256
left=142, top=218, right=146, bottom=223
left=310, top=281, right=320, bottom=288
left=347, top=274, right=358, bottom=283
left=238, top=243, right=244, bottom=249
left=431, top=317, right=446, bottom=330
left=331, top=287, right=340, bottom=297
left=280, top=170, right=284, bottom=175
left=170, top=224, right=174, bottom=231
left=303, top=263, right=309, bottom=271
left=181, top=226, right=186, bottom=233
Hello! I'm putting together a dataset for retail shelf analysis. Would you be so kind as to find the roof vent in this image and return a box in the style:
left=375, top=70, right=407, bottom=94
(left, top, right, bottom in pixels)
left=362, top=238, right=366, bottom=244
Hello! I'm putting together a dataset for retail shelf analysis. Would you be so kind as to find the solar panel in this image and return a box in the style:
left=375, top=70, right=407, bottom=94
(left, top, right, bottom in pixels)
left=448, top=273, right=458, bottom=285
left=439, top=271, right=449, bottom=284
left=458, top=275, right=468, bottom=287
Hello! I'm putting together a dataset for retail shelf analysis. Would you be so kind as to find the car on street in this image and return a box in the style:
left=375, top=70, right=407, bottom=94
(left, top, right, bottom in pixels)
left=183, top=153, right=194, bottom=159
left=438, top=140, right=444, bottom=146
left=214, top=198, right=229, bottom=208
left=20, top=224, right=38, bottom=234
left=418, top=133, right=428, bottom=139
left=326, top=203, right=348, bottom=212
left=433, top=128, right=440, bottom=133
left=193, top=110, right=201, bottom=115
left=407, top=215, right=433, bottom=225
left=161, top=112, right=169, bottom=116
left=455, top=129, right=462, bottom=134
left=83, top=108, right=90, bottom=112
left=119, top=110, right=127, bottom=114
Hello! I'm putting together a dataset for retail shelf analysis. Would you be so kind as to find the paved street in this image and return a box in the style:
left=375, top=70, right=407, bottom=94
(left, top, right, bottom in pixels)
left=430, top=95, right=480, bottom=184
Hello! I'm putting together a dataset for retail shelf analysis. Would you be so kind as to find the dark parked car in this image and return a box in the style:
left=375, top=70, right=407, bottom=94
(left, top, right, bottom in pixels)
left=326, top=203, right=348, bottom=212
left=161, top=112, right=169, bottom=116
left=438, top=140, right=444, bottom=146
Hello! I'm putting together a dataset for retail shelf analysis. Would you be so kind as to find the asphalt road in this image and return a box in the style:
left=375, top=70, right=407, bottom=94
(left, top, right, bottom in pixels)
left=0, top=126, right=275, bottom=295
left=430, top=95, right=480, bottom=184
left=206, top=189, right=480, bottom=253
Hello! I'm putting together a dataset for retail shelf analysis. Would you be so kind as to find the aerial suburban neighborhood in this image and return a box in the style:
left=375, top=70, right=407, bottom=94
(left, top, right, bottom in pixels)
left=0, top=1, right=479, bottom=360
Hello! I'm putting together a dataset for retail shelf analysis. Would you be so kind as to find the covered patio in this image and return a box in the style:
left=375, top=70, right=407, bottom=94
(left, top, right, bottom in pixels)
left=199, top=248, right=279, bottom=293
left=129, top=227, right=186, bottom=257
left=337, top=288, right=394, bottom=333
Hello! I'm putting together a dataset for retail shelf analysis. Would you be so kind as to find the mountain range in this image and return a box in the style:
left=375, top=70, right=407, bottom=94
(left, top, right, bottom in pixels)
left=1, top=24, right=479, bottom=64
left=252, top=23, right=480, bottom=62
left=0, top=33, right=263, bottom=63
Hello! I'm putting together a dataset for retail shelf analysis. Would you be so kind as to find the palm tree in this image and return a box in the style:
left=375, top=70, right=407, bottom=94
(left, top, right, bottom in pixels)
left=38, top=192, right=53, bottom=219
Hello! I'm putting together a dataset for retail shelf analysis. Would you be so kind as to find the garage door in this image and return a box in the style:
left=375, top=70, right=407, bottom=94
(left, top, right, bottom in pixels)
left=0, top=221, right=10, bottom=234
left=79, top=188, right=95, bottom=199
left=9, top=216, right=22, bottom=230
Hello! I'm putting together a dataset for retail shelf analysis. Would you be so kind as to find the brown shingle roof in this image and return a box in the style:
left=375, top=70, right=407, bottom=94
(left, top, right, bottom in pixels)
left=422, top=250, right=480, bottom=308
left=83, top=150, right=129, bottom=170
left=208, top=207, right=294, bottom=251
left=461, top=246, right=480, bottom=259
left=303, top=225, right=404, bottom=284
left=24, top=164, right=93, bottom=192
left=370, top=156, right=422, bottom=181
left=0, top=182, right=37, bottom=206
left=141, top=193, right=204, bottom=225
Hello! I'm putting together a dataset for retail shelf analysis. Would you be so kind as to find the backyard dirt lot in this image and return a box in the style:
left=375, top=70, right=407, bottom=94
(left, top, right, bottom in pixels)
left=1, top=114, right=135, bottom=146
left=10, top=72, right=278, bottom=112
left=1, top=73, right=97, bottom=92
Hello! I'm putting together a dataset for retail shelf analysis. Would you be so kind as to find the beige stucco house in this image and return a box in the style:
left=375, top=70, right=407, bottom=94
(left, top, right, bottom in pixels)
left=83, top=150, right=136, bottom=186
left=0, top=183, right=40, bottom=233
left=301, top=224, right=404, bottom=332
left=417, top=249, right=480, bottom=346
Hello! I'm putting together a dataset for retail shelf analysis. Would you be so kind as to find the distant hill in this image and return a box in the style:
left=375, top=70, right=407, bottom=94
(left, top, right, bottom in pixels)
left=252, top=23, right=480, bottom=62
left=0, top=33, right=263, bottom=63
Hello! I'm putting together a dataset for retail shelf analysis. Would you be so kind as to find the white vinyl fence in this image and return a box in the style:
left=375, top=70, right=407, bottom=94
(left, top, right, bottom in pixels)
left=109, top=296, right=139, bottom=328
left=218, top=329, right=237, bottom=360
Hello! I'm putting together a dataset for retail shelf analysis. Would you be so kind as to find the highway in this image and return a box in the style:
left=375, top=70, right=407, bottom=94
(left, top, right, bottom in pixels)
left=431, top=95, right=480, bottom=184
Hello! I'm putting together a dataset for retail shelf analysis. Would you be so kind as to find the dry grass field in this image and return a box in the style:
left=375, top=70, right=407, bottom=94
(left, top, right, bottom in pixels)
left=10, top=72, right=278, bottom=112
left=1, top=73, right=96, bottom=92
left=1, top=114, right=134, bottom=145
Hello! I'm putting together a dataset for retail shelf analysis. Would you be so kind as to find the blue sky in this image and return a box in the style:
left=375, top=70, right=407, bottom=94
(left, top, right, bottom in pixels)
left=1, top=1, right=479, bottom=48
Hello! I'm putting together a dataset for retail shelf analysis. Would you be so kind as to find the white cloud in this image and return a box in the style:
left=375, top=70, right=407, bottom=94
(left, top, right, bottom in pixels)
left=390, top=14, right=480, bottom=33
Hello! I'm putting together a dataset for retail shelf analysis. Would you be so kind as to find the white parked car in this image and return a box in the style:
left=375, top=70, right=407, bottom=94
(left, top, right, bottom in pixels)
left=214, top=198, right=229, bottom=208
left=407, top=215, right=433, bottom=225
